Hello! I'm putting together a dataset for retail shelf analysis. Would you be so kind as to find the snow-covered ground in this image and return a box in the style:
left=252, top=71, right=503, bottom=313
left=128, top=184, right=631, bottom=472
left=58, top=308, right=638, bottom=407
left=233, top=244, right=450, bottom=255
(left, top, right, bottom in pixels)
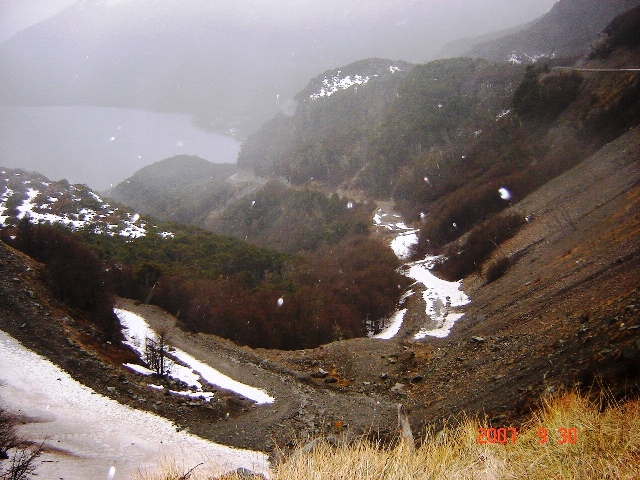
left=404, top=258, right=470, bottom=339
left=373, top=207, right=469, bottom=340
left=0, top=330, right=270, bottom=480
left=0, top=171, right=154, bottom=238
left=116, top=309, right=275, bottom=404
left=309, top=65, right=402, bottom=100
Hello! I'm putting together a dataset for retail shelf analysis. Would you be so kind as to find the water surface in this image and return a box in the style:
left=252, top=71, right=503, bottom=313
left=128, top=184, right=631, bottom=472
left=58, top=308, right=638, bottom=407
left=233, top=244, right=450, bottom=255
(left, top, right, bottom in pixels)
left=0, top=106, right=240, bottom=191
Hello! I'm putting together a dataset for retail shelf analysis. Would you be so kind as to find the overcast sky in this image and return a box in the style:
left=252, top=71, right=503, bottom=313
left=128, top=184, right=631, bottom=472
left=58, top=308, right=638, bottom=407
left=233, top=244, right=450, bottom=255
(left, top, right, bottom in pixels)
left=1, top=0, right=559, bottom=45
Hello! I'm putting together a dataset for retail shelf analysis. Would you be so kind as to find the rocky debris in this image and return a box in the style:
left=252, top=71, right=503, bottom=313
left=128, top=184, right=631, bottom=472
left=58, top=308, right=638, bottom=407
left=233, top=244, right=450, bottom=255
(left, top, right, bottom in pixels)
left=310, top=368, right=329, bottom=378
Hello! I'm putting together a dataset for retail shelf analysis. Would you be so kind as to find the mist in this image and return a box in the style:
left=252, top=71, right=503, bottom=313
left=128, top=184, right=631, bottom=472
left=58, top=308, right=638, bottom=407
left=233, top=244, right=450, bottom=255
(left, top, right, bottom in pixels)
left=0, top=0, right=558, bottom=190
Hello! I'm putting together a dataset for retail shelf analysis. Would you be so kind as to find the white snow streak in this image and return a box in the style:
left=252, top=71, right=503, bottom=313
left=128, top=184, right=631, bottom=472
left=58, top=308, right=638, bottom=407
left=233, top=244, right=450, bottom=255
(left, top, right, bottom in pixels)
left=405, top=258, right=469, bottom=339
left=373, top=309, right=407, bottom=339
left=373, top=207, right=469, bottom=340
left=390, top=230, right=419, bottom=259
left=116, top=309, right=275, bottom=405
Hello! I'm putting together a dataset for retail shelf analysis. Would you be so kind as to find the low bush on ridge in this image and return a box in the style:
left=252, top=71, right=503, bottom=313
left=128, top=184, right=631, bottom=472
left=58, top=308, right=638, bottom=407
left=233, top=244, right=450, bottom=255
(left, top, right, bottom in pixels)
left=434, top=213, right=525, bottom=281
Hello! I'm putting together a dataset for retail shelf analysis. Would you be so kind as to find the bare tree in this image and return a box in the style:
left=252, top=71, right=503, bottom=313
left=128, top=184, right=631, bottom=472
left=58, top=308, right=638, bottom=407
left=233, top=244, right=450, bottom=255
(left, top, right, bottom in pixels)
left=144, top=328, right=171, bottom=377
left=0, top=411, right=19, bottom=460
left=0, top=410, right=42, bottom=480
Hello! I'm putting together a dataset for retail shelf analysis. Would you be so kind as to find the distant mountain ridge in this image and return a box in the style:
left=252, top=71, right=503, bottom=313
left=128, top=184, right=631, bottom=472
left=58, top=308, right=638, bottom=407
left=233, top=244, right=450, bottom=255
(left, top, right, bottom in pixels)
left=464, top=0, right=640, bottom=63
left=0, top=0, right=557, bottom=136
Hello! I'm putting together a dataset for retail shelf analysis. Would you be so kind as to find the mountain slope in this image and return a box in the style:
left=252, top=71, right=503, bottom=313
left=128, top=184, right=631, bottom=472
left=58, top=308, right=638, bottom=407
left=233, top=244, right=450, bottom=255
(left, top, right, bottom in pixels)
left=0, top=167, right=149, bottom=237
left=464, top=0, right=640, bottom=63
left=107, top=155, right=237, bottom=224
left=237, top=57, right=524, bottom=197
left=238, top=58, right=416, bottom=185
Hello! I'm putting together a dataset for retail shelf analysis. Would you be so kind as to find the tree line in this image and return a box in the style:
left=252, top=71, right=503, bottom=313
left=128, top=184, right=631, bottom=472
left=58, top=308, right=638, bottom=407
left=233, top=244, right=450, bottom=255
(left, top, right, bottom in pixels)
left=2, top=218, right=407, bottom=350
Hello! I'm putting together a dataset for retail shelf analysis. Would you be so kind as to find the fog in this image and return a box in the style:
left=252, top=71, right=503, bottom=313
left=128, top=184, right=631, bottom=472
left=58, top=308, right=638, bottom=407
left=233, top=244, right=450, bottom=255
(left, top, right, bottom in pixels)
left=0, top=0, right=558, bottom=190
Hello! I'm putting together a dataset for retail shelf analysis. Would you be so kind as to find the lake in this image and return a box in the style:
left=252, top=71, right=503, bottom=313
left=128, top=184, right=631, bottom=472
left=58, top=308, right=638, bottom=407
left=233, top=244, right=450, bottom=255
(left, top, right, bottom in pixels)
left=0, top=106, right=241, bottom=192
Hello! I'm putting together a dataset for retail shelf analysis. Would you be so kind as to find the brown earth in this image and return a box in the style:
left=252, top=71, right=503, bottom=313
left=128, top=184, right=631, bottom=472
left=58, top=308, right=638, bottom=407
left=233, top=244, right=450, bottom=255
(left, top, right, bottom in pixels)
left=1, top=126, right=639, bottom=462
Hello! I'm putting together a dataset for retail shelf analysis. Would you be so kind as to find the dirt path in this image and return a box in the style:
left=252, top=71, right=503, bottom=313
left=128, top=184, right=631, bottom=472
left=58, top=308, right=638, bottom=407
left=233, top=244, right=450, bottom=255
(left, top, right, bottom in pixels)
left=116, top=299, right=400, bottom=454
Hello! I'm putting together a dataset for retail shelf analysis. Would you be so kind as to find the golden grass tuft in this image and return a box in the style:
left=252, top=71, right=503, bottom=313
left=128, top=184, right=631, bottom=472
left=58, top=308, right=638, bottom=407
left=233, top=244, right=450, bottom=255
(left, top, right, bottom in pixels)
left=140, top=392, right=640, bottom=479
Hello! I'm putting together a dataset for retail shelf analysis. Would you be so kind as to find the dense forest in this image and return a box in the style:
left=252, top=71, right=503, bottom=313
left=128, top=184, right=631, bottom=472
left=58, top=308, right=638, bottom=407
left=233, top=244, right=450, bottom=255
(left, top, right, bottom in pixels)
left=1, top=218, right=406, bottom=350
left=210, top=181, right=372, bottom=253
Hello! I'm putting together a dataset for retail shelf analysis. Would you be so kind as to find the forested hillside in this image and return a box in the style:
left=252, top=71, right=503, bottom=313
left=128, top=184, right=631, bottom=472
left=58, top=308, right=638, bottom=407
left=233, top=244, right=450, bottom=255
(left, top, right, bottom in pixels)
left=210, top=181, right=372, bottom=253
left=108, top=155, right=237, bottom=225
left=1, top=173, right=406, bottom=350
left=235, top=5, right=640, bottom=283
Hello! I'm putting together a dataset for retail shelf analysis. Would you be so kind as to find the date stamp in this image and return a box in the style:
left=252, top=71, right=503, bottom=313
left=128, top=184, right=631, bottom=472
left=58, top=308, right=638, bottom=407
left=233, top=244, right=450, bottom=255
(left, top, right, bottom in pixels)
left=477, top=427, right=578, bottom=445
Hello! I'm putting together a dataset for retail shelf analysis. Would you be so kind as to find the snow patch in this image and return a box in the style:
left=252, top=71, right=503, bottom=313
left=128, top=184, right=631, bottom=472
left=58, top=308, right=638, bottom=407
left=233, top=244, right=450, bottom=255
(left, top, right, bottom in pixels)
left=496, top=109, right=511, bottom=120
left=0, top=330, right=270, bottom=479
left=0, top=187, right=14, bottom=225
left=508, top=51, right=556, bottom=64
left=405, top=258, right=469, bottom=339
left=373, top=309, right=406, bottom=340
left=116, top=309, right=274, bottom=405
left=310, top=71, right=374, bottom=99
left=390, top=230, right=419, bottom=259
left=374, top=207, right=469, bottom=340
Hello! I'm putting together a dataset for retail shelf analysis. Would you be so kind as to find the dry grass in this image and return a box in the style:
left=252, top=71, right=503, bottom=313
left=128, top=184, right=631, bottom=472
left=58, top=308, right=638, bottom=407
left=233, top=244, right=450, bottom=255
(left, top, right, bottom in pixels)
left=139, top=392, right=640, bottom=480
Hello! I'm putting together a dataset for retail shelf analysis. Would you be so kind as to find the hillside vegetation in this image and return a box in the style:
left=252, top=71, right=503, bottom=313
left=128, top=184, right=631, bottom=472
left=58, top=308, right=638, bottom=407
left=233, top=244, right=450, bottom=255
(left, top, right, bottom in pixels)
left=238, top=57, right=524, bottom=198
left=1, top=207, right=406, bottom=349
left=210, top=181, right=372, bottom=253
left=108, top=155, right=237, bottom=225
left=234, top=5, right=640, bottom=284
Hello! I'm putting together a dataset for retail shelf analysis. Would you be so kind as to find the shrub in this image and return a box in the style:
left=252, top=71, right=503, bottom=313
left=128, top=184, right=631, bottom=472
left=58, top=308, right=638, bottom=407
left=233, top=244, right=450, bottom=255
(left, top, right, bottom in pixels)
left=513, top=66, right=583, bottom=121
left=484, top=256, right=513, bottom=283
left=0, top=410, right=42, bottom=480
left=435, top=213, right=525, bottom=281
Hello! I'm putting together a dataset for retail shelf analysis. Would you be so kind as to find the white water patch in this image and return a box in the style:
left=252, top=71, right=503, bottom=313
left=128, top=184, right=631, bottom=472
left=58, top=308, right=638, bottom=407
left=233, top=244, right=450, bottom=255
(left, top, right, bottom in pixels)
left=115, top=309, right=275, bottom=405
left=0, top=330, right=270, bottom=480
left=0, top=106, right=241, bottom=191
